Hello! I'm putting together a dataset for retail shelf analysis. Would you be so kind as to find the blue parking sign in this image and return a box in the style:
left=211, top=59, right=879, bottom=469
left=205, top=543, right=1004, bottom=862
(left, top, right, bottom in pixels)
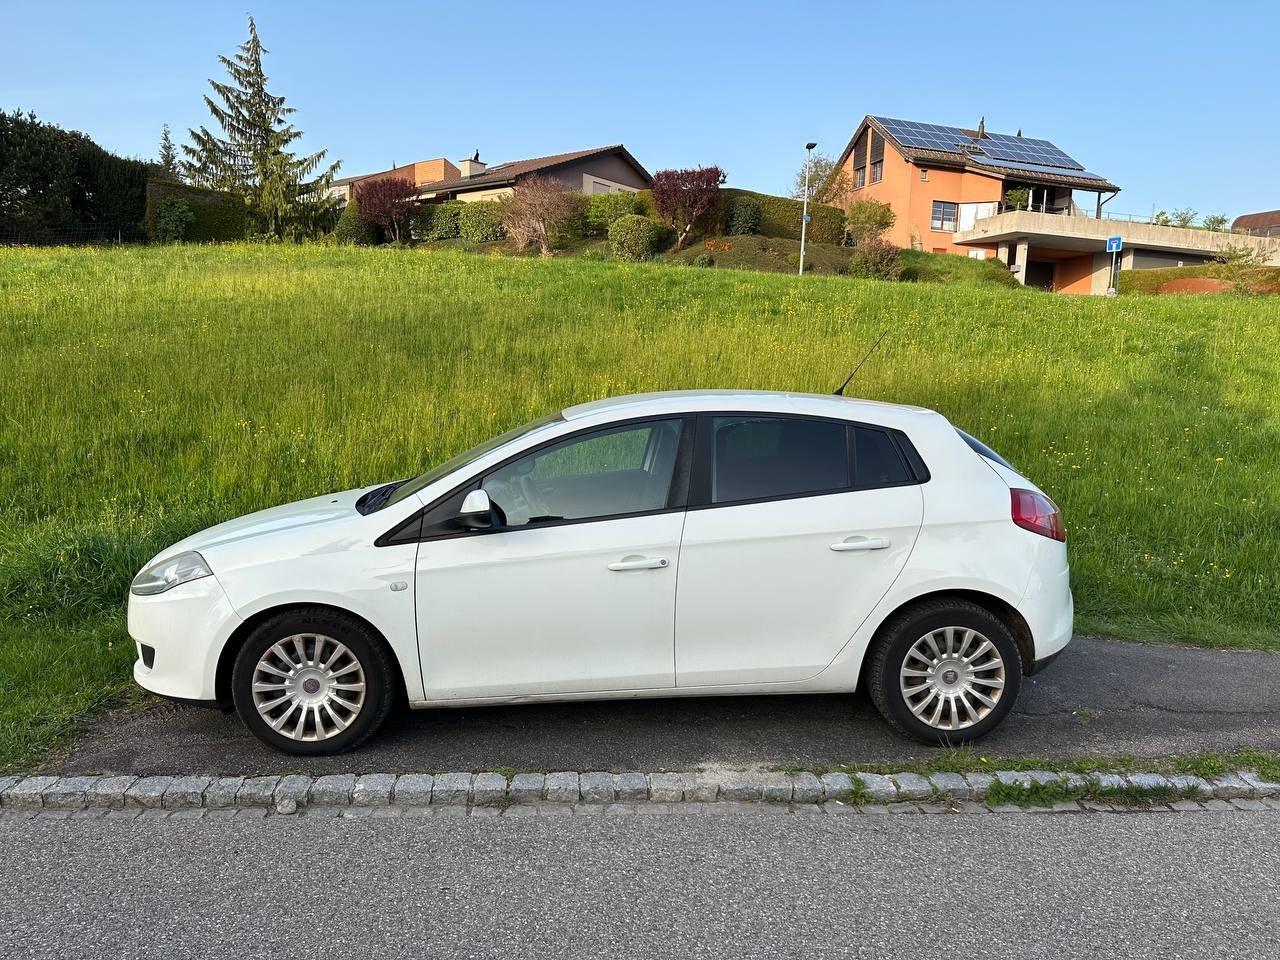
left=1106, top=236, right=1123, bottom=253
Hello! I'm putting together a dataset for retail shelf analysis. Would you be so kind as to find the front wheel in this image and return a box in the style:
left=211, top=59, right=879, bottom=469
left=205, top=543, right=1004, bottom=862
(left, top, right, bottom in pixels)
left=866, top=599, right=1022, bottom=744
left=231, top=608, right=395, bottom=755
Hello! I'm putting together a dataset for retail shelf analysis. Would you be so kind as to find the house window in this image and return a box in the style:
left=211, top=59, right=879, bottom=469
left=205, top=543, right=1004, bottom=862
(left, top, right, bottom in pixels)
left=591, top=181, right=612, bottom=195
left=854, top=167, right=866, bottom=189
left=931, top=200, right=959, bottom=232
left=919, top=168, right=928, bottom=181
left=870, top=160, right=883, bottom=183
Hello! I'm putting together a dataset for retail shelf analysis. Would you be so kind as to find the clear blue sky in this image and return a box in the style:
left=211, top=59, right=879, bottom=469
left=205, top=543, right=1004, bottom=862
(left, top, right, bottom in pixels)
left=4, top=0, right=1277, bottom=219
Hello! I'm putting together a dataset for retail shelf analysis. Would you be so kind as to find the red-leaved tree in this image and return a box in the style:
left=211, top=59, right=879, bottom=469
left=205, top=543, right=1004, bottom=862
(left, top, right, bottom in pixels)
left=354, top=176, right=417, bottom=243
left=500, top=174, right=583, bottom=257
left=650, top=166, right=726, bottom=250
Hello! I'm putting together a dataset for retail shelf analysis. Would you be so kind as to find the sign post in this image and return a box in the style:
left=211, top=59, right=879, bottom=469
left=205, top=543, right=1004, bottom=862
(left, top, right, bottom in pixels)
left=1106, top=236, right=1123, bottom=296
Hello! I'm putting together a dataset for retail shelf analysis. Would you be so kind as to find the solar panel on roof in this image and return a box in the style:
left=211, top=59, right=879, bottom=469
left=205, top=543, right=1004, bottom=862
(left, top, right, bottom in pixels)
left=872, top=116, right=1088, bottom=171
left=970, top=156, right=1108, bottom=181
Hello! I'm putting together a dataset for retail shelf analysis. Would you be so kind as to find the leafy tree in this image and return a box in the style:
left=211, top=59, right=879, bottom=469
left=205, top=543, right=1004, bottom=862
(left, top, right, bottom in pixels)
left=354, top=176, right=416, bottom=243
left=157, top=124, right=181, bottom=181
left=1201, top=213, right=1229, bottom=233
left=788, top=152, right=848, bottom=207
left=1003, top=188, right=1030, bottom=211
left=845, top=199, right=895, bottom=246
left=501, top=174, right=582, bottom=256
left=650, top=166, right=725, bottom=250
left=1152, top=210, right=1172, bottom=226
left=1171, top=207, right=1198, bottom=228
left=183, top=16, right=339, bottom=239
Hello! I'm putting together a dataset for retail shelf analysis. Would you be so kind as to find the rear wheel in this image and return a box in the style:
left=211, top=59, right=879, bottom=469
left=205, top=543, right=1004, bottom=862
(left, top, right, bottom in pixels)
left=231, top=608, right=395, bottom=755
left=866, top=598, right=1022, bottom=744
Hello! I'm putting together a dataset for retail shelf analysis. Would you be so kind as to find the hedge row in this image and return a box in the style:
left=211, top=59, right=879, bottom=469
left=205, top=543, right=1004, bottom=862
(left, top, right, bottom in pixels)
left=632, top=186, right=843, bottom=244
left=144, top=180, right=247, bottom=243
left=719, top=188, right=844, bottom=244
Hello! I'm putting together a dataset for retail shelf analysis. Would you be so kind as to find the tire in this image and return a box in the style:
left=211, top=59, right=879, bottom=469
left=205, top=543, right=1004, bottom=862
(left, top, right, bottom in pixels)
left=866, top=598, right=1022, bottom=745
left=231, top=607, right=396, bottom=755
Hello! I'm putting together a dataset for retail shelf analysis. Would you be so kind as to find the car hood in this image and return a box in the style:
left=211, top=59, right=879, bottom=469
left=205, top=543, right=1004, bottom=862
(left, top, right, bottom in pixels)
left=158, top=486, right=379, bottom=561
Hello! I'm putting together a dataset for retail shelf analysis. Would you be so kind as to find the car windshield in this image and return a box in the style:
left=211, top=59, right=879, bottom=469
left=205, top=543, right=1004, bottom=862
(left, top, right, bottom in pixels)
left=373, top=411, right=565, bottom=513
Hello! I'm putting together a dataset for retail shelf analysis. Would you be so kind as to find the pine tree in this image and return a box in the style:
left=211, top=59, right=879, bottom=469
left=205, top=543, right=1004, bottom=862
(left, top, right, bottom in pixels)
left=183, top=16, right=340, bottom=238
left=157, top=124, right=181, bottom=181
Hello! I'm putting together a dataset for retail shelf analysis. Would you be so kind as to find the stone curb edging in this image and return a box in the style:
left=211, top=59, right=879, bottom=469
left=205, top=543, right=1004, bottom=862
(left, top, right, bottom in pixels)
left=2, top=769, right=1278, bottom=814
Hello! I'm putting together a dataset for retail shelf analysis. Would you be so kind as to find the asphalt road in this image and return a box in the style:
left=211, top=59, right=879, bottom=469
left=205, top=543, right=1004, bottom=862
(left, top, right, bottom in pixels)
left=3, top=810, right=1278, bottom=959
left=57, top=636, right=1280, bottom=776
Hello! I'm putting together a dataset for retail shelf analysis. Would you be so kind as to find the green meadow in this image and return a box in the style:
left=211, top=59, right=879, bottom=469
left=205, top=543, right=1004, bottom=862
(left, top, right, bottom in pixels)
left=1, top=243, right=1277, bottom=769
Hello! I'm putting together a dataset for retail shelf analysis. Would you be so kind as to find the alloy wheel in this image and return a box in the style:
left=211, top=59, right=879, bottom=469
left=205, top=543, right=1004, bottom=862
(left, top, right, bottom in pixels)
left=250, top=633, right=367, bottom=742
left=898, top=626, right=1006, bottom=731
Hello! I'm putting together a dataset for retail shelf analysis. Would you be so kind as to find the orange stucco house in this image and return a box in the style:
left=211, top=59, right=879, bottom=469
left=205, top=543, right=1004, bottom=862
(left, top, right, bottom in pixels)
left=834, top=116, right=1124, bottom=292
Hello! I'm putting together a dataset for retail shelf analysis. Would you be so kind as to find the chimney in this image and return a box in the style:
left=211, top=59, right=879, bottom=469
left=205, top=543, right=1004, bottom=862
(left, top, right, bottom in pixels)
left=458, top=150, right=486, bottom=178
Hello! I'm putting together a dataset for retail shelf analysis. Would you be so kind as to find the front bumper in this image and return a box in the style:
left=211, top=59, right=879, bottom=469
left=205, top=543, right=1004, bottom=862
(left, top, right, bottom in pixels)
left=127, top=574, right=243, bottom=702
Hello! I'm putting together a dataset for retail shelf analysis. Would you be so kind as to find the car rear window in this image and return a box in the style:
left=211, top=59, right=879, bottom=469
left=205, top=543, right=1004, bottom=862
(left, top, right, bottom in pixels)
left=956, top=429, right=1016, bottom=471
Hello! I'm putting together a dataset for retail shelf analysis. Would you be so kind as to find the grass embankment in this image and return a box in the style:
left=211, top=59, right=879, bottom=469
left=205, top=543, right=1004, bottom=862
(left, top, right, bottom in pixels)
left=1118, top=262, right=1280, bottom=295
left=2, top=243, right=1278, bottom=770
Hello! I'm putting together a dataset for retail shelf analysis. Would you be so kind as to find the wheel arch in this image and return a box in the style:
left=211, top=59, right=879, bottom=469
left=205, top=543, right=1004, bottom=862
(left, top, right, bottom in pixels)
left=214, top=601, right=409, bottom=707
left=857, top=588, right=1035, bottom=691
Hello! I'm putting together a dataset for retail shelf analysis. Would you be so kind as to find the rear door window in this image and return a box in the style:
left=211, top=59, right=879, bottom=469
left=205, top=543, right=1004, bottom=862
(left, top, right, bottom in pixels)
left=708, top=416, right=849, bottom=505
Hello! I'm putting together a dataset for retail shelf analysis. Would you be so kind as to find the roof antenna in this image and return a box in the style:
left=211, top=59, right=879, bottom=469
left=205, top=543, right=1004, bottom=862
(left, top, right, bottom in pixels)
left=833, top=328, right=889, bottom=396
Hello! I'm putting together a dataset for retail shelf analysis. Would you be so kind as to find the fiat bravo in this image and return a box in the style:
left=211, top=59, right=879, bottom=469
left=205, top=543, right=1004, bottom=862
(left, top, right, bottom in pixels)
left=128, top=391, right=1071, bottom=754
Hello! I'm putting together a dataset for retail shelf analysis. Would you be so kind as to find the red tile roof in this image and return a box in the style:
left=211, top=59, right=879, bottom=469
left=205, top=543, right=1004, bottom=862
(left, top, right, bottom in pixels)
left=417, top=145, right=650, bottom=195
left=1233, top=210, right=1280, bottom=231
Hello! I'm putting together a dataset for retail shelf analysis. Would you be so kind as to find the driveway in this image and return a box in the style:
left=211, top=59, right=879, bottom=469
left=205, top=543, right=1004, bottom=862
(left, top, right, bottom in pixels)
left=54, top=636, right=1280, bottom=776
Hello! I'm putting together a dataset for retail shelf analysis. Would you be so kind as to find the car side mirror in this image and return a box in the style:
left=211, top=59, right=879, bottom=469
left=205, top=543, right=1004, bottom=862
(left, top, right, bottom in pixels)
left=457, top=489, right=495, bottom=530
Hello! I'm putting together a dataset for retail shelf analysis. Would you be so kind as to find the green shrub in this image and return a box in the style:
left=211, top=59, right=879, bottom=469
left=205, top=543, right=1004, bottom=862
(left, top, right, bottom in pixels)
left=153, top=198, right=195, bottom=243
left=333, top=196, right=377, bottom=245
left=553, top=193, right=589, bottom=246
left=719, top=188, right=843, bottom=243
left=849, top=239, right=903, bottom=280
left=723, top=194, right=763, bottom=235
left=144, top=180, right=247, bottom=243
left=410, top=204, right=434, bottom=240
left=426, top=200, right=464, bottom=240
left=586, top=192, right=641, bottom=235
left=692, top=252, right=715, bottom=267
left=609, top=214, right=659, bottom=261
left=458, top=201, right=505, bottom=243
left=845, top=199, right=895, bottom=246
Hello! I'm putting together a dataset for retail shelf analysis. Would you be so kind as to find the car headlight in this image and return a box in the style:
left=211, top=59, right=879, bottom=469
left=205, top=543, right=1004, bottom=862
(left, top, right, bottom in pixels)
left=130, top=551, right=214, bottom=596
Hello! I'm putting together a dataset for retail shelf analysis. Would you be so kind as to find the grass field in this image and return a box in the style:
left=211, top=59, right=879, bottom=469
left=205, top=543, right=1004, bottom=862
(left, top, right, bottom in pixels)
left=2, top=243, right=1278, bottom=770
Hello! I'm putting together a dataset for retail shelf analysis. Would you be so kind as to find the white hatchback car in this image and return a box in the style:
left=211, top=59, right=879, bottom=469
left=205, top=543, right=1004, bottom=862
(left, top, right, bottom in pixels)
left=129, top=391, right=1071, bottom=754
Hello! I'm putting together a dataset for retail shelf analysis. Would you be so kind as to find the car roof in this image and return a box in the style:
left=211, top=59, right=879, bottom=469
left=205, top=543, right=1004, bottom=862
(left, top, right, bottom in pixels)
left=561, top=390, right=939, bottom=427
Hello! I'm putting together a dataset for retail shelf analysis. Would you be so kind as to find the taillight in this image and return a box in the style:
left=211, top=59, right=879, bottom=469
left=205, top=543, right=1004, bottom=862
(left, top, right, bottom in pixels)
left=1011, top=489, right=1066, bottom=541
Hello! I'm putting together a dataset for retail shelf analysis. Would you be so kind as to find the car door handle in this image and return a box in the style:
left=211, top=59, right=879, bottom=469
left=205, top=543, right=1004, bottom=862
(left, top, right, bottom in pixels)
left=830, top=537, right=891, bottom=552
left=607, top=556, right=669, bottom=571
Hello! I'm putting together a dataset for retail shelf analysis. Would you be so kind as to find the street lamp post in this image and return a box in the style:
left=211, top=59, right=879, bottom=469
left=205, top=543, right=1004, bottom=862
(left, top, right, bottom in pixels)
left=798, top=141, right=817, bottom=276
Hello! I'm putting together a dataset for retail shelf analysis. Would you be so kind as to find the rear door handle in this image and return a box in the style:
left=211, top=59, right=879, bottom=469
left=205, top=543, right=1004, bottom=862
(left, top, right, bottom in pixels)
left=607, top=555, right=670, bottom=571
left=830, top=537, right=891, bottom=552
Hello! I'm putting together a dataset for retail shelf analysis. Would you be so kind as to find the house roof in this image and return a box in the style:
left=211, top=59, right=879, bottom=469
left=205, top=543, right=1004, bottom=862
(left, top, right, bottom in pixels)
left=417, top=144, right=652, bottom=196
left=835, top=115, right=1120, bottom=193
left=1232, top=210, right=1280, bottom=231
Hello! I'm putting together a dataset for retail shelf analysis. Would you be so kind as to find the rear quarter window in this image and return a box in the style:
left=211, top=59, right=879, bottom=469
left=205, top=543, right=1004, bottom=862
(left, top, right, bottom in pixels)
left=956, top=429, right=1016, bottom=471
